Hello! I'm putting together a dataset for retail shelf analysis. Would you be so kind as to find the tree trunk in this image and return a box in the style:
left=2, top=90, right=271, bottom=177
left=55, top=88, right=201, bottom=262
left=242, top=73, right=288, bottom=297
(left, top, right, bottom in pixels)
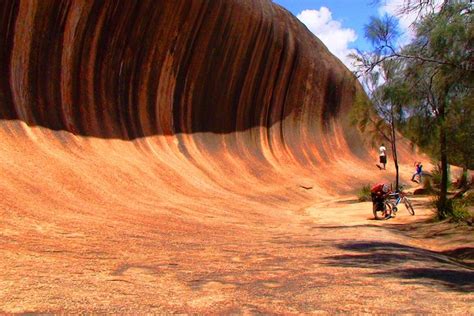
left=459, top=166, right=468, bottom=188
left=440, top=129, right=448, bottom=215
left=390, top=118, right=399, bottom=191
left=439, top=97, right=449, bottom=218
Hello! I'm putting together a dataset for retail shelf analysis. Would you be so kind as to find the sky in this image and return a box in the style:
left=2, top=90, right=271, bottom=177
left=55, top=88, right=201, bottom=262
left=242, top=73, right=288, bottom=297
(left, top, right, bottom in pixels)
left=272, top=0, right=425, bottom=69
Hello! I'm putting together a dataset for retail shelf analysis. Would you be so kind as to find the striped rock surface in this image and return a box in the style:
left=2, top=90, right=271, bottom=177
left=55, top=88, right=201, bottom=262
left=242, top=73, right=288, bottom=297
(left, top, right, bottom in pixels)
left=0, top=0, right=386, bottom=200
left=1, top=1, right=456, bottom=314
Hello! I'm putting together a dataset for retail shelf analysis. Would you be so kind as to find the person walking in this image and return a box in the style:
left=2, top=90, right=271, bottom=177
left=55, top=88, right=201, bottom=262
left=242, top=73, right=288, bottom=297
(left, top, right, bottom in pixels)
left=379, top=144, right=387, bottom=170
left=411, top=161, right=423, bottom=183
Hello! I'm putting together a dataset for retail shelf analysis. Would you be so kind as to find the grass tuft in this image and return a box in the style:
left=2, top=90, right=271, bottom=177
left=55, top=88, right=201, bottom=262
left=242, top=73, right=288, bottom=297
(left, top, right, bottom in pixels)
left=357, top=184, right=372, bottom=202
left=432, top=196, right=471, bottom=222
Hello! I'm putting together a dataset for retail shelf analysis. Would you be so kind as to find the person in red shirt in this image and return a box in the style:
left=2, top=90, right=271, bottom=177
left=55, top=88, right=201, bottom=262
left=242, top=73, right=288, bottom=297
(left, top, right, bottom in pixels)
left=371, top=182, right=392, bottom=219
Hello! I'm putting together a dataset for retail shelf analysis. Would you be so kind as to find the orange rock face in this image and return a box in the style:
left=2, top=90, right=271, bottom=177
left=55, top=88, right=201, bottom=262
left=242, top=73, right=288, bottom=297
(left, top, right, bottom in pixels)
left=3, top=0, right=391, bottom=195
left=0, top=0, right=389, bottom=214
left=5, top=1, right=471, bottom=314
left=1, top=0, right=366, bottom=156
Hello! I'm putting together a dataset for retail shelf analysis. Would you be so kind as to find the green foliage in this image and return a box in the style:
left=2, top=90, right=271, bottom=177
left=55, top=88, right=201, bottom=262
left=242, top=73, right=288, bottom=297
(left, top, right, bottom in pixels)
left=431, top=166, right=441, bottom=187
left=349, top=89, right=388, bottom=147
left=449, top=200, right=471, bottom=223
left=462, top=191, right=474, bottom=206
left=431, top=161, right=452, bottom=189
left=357, top=184, right=372, bottom=202
left=364, top=15, right=400, bottom=50
left=432, top=196, right=470, bottom=222
left=350, top=89, right=372, bottom=131
left=352, top=0, right=473, bottom=218
left=400, top=55, right=474, bottom=170
left=446, top=92, right=474, bottom=169
left=400, top=115, right=439, bottom=158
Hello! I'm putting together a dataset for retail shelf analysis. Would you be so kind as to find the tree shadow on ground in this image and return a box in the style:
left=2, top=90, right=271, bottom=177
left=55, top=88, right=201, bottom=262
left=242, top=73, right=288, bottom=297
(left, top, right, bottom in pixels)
left=324, top=241, right=474, bottom=293
left=314, top=220, right=474, bottom=246
left=372, top=268, right=473, bottom=292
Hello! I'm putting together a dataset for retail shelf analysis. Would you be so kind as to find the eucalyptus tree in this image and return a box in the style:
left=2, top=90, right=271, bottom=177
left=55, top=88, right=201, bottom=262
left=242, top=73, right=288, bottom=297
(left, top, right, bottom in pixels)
left=352, top=58, right=409, bottom=190
left=352, top=0, right=473, bottom=217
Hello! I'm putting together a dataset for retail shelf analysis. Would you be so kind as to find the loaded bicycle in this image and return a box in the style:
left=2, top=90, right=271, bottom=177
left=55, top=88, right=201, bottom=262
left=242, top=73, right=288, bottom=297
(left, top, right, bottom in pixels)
left=386, top=187, right=415, bottom=216
left=372, top=185, right=415, bottom=220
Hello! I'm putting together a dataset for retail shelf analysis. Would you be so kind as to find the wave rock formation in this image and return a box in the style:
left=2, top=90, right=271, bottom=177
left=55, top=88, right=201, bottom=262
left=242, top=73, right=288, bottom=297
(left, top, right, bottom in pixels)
left=0, top=0, right=379, bottom=226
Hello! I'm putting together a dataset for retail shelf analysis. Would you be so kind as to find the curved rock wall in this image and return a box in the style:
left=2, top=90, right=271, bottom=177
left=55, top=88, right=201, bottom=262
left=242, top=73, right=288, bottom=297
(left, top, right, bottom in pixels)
left=0, top=0, right=383, bottom=215
left=1, top=0, right=362, bottom=136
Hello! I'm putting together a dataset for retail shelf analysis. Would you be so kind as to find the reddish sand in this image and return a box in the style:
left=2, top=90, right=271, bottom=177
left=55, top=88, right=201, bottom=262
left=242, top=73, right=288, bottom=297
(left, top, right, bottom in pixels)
left=0, top=123, right=472, bottom=314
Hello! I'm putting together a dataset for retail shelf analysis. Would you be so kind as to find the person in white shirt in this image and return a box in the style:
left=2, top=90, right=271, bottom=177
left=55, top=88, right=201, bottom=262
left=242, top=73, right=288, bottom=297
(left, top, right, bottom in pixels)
left=379, top=144, right=387, bottom=170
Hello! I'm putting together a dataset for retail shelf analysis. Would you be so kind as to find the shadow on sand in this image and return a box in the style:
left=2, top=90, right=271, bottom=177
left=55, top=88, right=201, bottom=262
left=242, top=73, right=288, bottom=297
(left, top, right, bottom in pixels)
left=324, top=241, right=474, bottom=293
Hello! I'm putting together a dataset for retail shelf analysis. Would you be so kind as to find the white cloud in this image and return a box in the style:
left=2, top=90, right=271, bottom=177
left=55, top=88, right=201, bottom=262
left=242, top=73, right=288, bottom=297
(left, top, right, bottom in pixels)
left=297, top=8, right=357, bottom=70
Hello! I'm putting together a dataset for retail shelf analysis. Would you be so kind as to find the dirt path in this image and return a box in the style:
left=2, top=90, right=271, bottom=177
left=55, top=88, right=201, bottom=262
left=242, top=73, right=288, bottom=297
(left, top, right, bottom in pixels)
left=1, top=195, right=472, bottom=314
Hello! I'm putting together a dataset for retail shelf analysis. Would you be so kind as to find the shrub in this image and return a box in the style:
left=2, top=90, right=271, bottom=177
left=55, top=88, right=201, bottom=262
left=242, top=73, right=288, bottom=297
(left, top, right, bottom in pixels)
left=463, top=191, right=474, bottom=206
left=450, top=200, right=471, bottom=222
left=431, top=161, right=452, bottom=189
left=433, top=196, right=471, bottom=222
left=357, top=184, right=372, bottom=202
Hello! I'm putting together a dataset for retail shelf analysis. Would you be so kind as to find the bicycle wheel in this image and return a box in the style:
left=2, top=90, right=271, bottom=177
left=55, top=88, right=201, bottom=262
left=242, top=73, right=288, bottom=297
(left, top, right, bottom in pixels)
left=373, top=201, right=392, bottom=220
left=403, top=197, right=415, bottom=215
left=385, top=201, right=394, bottom=218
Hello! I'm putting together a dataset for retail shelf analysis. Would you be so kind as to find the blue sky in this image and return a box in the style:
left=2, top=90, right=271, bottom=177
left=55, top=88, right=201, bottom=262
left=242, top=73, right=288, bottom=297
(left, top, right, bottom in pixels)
left=272, top=0, right=417, bottom=69
left=273, top=0, right=378, bottom=51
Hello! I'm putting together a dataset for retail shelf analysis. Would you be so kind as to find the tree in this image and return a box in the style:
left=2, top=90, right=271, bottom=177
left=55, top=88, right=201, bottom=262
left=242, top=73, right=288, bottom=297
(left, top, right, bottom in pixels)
left=351, top=57, right=409, bottom=190
left=352, top=0, right=473, bottom=218
left=446, top=90, right=474, bottom=187
left=402, top=1, right=473, bottom=215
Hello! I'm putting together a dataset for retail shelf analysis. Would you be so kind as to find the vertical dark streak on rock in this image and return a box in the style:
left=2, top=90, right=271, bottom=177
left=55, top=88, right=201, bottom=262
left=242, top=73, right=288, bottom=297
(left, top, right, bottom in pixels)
left=255, top=28, right=279, bottom=161
left=265, top=29, right=288, bottom=155
left=120, top=6, right=137, bottom=139
left=217, top=3, right=241, bottom=133
left=104, top=1, right=140, bottom=139
left=29, top=0, right=68, bottom=130
left=0, top=0, right=19, bottom=119
left=190, top=1, right=227, bottom=134
left=127, top=1, right=156, bottom=140
left=248, top=18, right=270, bottom=130
left=75, top=1, right=103, bottom=136
left=234, top=15, right=266, bottom=132
left=173, top=1, right=210, bottom=159
left=144, top=44, right=162, bottom=136
left=53, top=1, right=71, bottom=131
left=173, top=1, right=208, bottom=136
left=279, top=38, right=299, bottom=147
left=137, top=2, right=163, bottom=138
left=322, top=71, right=342, bottom=131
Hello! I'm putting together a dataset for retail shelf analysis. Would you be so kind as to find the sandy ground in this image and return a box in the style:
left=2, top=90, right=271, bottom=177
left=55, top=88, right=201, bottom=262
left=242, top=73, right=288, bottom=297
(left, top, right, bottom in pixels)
left=1, top=192, right=472, bottom=314
left=0, top=123, right=472, bottom=313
